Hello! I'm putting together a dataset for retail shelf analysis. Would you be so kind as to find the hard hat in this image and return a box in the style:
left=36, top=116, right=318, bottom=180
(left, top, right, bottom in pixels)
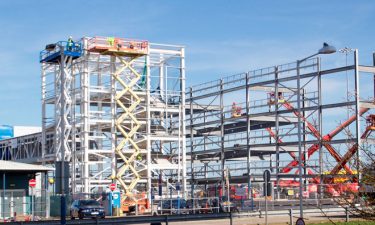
left=69, top=36, right=72, bottom=39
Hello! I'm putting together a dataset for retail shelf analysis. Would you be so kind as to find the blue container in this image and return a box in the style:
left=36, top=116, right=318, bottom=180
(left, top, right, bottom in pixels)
left=0, top=125, right=13, bottom=140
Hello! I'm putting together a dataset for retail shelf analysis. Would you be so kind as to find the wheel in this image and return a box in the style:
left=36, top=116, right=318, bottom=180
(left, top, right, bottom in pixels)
left=70, top=211, right=75, bottom=220
left=78, top=212, right=84, bottom=220
left=101, top=216, right=105, bottom=219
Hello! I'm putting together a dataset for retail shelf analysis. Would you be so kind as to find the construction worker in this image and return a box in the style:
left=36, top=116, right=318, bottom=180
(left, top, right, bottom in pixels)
left=107, top=37, right=115, bottom=46
left=114, top=37, right=122, bottom=50
left=231, top=102, right=242, bottom=117
left=141, top=41, right=148, bottom=49
left=277, top=92, right=285, bottom=103
left=137, top=153, right=142, bottom=161
left=67, top=36, right=74, bottom=51
left=129, top=41, right=135, bottom=49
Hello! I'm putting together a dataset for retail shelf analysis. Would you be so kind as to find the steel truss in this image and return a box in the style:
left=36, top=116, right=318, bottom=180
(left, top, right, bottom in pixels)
left=187, top=50, right=375, bottom=199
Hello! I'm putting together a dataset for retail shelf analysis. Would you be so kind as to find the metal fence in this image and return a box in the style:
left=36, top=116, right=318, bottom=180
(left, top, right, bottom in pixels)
left=0, top=189, right=361, bottom=223
left=0, top=189, right=48, bottom=221
left=3, top=207, right=354, bottom=225
left=153, top=197, right=220, bottom=215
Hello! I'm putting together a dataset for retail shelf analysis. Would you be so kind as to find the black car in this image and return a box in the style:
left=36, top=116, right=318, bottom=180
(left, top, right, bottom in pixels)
left=70, top=199, right=105, bottom=219
left=157, top=199, right=187, bottom=214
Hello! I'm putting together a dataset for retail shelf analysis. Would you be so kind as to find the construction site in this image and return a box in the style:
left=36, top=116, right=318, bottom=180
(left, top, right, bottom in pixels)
left=0, top=36, right=374, bottom=221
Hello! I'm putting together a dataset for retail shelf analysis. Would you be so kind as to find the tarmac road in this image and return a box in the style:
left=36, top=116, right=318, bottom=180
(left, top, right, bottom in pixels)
left=172, top=208, right=348, bottom=225
left=127, top=207, right=351, bottom=225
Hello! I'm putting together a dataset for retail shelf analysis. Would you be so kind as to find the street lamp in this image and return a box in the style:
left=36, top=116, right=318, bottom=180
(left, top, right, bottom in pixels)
left=299, top=43, right=336, bottom=62
left=296, top=43, right=336, bottom=219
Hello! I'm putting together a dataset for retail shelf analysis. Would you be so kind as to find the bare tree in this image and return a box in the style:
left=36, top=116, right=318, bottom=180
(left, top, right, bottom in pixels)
left=324, top=116, right=375, bottom=221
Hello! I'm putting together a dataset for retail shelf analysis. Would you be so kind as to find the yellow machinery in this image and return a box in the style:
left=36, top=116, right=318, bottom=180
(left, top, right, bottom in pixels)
left=88, top=36, right=148, bottom=196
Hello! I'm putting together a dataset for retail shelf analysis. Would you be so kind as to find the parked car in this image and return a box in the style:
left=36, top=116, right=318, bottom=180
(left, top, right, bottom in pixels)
left=185, top=199, right=199, bottom=214
left=219, top=201, right=239, bottom=213
left=187, top=199, right=214, bottom=214
left=197, top=199, right=218, bottom=214
left=157, top=199, right=187, bottom=214
left=70, top=199, right=105, bottom=219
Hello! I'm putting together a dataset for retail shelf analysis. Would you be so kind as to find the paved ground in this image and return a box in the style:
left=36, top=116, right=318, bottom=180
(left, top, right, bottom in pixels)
left=17, top=207, right=358, bottom=225
left=140, top=208, right=356, bottom=225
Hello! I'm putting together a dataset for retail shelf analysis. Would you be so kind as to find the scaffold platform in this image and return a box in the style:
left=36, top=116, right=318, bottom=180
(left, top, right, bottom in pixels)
left=87, top=36, right=149, bottom=56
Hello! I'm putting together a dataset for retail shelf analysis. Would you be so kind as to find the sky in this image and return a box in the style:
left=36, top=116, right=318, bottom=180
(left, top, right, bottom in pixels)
left=0, top=0, right=374, bottom=126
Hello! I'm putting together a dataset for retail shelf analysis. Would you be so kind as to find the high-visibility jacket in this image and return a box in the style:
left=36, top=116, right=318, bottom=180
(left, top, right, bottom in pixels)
left=68, top=38, right=73, bottom=47
left=107, top=37, right=115, bottom=46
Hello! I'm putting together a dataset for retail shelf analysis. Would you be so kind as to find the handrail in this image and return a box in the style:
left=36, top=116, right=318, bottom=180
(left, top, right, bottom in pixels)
left=87, top=36, right=149, bottom=55
left=40, top=41, right=82, bottom=62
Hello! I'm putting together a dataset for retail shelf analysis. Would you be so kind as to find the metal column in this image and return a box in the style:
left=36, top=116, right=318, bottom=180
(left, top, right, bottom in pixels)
left=274, top=66, right=280, bottom=199
left=354, top=50, right=361, bottom=183
left=296, top=59, right=304, bottom=218
left=180, top=47, right=187, bottom=198
left=219, top=79, right=225, bottom=200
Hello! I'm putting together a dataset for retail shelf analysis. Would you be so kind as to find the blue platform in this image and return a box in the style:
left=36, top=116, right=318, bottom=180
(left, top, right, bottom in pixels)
left=40, top=41, right=82, bottom=63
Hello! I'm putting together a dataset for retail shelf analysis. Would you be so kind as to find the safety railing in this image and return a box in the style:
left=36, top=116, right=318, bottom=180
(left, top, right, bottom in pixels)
left=187, top=58, right=318, bottom=101
left=87, top=36, right=149, bottom=55
left=39, top=41, right=82, bottom=62
left=188, top=91, right=319, bottom=128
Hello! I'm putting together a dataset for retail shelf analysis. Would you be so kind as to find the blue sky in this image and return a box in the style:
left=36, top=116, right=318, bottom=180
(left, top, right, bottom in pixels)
left=0, top=0, right=374, bottom=126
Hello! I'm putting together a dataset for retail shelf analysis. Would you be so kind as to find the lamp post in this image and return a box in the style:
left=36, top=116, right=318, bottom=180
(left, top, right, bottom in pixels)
left=296, top=43, right=336, bottom=219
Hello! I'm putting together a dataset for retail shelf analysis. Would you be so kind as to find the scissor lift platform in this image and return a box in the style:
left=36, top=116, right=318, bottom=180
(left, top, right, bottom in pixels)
left=87, top=36, right=149, bottom=56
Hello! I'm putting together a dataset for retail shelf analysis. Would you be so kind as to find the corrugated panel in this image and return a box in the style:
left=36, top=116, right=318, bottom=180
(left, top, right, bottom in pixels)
left=13, top=126, right=42, bottom=137
left=0, top=160, right=54, bottom=171
left=0, top=125, right=13, bottom=140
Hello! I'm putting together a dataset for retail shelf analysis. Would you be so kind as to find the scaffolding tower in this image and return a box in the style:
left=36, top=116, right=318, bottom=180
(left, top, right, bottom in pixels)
left=39, top=36, right=186, bottom=199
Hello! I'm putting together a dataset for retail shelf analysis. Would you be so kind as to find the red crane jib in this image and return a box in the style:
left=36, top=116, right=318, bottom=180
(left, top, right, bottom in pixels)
left=330, top=144, right=358, bottom=175
left=329, top=117, right=374, bottom=176
left=279, top=102, right=369, bottom=175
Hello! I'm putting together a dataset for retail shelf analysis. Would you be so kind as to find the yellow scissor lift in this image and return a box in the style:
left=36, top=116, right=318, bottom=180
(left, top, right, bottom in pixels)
left=87, top=37, right=149, bottom=213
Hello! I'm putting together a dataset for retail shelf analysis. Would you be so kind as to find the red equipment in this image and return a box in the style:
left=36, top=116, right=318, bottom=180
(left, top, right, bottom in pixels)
left=329, top=114, right=374, bottom=176
left=265, top=96, right=371, bottom=190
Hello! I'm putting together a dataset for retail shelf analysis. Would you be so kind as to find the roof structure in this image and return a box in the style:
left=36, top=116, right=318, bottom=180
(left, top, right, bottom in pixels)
left=0, top=160, right=54, bottom=172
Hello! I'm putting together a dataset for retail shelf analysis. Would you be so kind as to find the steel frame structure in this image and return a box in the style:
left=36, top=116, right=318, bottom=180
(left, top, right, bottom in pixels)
left=187, top=50, right=375, bottom=199
left=0, top=133, right=44, bottom=162
left=0, top=36, right=187, bottom=199
left=1, top=44, right=374, bottom=203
